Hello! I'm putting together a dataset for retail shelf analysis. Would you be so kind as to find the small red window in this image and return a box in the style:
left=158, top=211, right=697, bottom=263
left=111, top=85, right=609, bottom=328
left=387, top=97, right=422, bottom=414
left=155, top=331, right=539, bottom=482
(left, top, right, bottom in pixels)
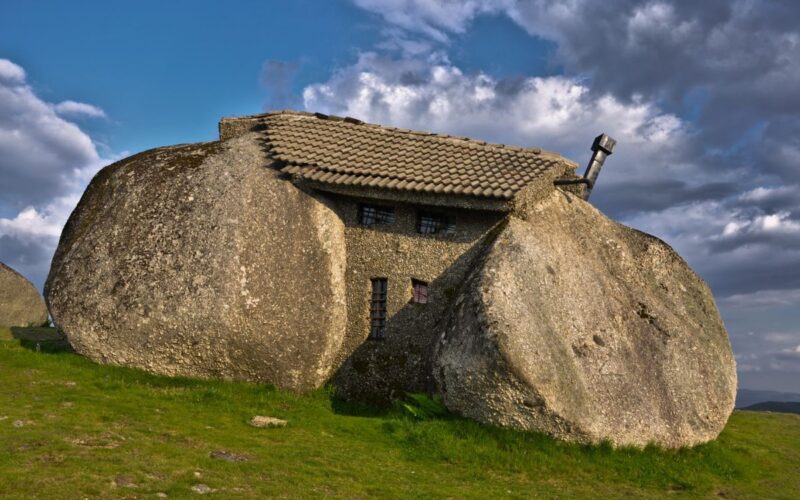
left=411, top=280, right=429, bottom=304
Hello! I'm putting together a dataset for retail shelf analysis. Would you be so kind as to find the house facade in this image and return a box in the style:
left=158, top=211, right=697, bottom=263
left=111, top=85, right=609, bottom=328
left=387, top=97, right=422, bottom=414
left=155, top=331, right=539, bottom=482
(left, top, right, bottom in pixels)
left=220, top=111, right=578, bottom=401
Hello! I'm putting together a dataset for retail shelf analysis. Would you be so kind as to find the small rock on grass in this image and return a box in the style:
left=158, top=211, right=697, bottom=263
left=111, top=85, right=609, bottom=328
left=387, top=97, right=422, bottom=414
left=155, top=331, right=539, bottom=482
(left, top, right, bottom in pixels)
left=13, top=420, right=24, bottom=428
left=191, top=483, right=212, bottom=495
left=249, top=415, right=287, bottom=428
left=113, top=475, right=137, bottom=488
left=209, top=450, right=249, bottom=462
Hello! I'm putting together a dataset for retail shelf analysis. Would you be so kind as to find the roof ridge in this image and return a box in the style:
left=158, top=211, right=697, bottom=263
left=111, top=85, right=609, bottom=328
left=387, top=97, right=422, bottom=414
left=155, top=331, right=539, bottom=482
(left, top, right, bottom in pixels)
left=222, top=109, right=575, bottom=165
left=251, top=110, right=578, bottom=201
left=259, top=110, right=574, bottom=165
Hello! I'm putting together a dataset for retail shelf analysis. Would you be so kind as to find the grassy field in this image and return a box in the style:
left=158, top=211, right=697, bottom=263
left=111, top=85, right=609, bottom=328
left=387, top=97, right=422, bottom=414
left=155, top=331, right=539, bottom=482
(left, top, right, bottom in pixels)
left=1, top=327, right=798, bottom=499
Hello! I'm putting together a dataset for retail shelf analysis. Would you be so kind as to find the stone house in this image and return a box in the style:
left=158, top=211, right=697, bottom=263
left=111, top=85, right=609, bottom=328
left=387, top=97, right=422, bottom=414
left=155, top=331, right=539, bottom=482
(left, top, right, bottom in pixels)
left=219, top=111, right=580, bottom=402
left=47, top=110, right=736, bottom=447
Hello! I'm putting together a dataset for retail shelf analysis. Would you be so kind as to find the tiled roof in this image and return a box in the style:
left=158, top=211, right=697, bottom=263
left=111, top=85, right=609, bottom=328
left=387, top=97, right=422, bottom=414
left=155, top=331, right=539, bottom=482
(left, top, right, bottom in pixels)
left=259, top=111, right=576, bottom=200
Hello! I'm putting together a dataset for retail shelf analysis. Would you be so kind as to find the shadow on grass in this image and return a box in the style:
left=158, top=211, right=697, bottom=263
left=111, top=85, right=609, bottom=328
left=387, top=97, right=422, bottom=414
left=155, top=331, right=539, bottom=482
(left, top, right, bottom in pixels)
left=329, top=391, right=395, bottom=418
left=10, top=326, right=74, bottom=354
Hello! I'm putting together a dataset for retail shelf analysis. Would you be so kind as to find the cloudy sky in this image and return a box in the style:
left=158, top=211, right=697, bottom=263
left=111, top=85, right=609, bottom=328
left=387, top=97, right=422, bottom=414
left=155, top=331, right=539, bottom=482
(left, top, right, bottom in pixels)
left=1, top=0, right=798, bottom=392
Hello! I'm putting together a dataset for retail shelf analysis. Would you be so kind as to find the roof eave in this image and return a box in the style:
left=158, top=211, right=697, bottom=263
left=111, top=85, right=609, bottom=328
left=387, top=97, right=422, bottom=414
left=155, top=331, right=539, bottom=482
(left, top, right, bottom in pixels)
left=293, top=179, right=514, bottom=212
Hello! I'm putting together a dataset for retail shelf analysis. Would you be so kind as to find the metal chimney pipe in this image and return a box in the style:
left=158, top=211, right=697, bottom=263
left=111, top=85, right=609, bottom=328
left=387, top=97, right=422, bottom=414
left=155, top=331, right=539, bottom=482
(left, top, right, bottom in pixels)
left=582, top=133, right=616, bottom=200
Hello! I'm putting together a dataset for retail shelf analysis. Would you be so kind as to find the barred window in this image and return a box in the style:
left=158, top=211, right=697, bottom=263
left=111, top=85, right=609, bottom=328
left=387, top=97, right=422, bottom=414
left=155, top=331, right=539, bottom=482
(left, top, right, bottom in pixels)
left=359, top=204, right=395, bottom=226
left=417, top=212, right=455, bottom=235
left=411, top=280, right=429, bottom=304
left=369, top=278, right=388, bottom=339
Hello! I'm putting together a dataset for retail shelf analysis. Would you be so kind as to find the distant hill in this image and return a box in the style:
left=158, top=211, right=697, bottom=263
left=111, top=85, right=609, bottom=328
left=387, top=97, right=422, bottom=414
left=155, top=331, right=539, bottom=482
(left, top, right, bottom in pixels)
left=742, top=401, right=800, bottom=415
left=736, top=388, right=800, bottom=408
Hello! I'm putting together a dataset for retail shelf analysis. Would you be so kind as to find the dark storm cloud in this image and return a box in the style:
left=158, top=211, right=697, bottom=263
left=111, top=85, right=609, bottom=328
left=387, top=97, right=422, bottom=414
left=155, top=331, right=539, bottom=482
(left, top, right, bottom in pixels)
left=0, top=234, right=52, bottom=290
left=348, top=0, right=800, bottom=295
left=486, top=1, right=800, bottom=180
left=708, top=253, right=800, bottom=297
left=594, top=180, right=738, bottom=216
left=755, top=118, right=800, bottom=183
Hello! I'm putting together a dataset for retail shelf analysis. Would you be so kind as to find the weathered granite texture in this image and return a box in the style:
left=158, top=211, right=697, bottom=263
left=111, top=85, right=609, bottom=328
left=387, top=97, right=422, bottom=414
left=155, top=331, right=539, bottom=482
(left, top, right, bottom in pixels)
left=434, top=190, right=737, bottom=448
left=0, top=262, right=48, bottom=327
left=45, top=133, right=347, bottom=392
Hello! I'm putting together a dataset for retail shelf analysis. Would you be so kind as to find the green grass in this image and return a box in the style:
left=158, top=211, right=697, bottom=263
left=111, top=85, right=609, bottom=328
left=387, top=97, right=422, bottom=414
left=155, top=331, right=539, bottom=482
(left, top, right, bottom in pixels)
left=1, top=327, right=798, bottom=499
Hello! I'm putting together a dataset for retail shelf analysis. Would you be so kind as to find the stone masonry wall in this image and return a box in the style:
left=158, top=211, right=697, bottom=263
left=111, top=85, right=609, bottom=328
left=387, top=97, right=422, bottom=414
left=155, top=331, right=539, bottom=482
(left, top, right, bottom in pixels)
left=327, top=194, right=504, bottom=403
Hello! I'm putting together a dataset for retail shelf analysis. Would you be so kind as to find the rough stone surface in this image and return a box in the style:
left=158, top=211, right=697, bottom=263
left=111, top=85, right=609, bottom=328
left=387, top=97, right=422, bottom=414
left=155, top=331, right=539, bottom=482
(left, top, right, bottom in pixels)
left=45, top=132, right=347, bottom=392
left=191, top=484, right=212, bottom=495
left=0, top=262, right=48, bottom=327
left=209, top=450, right=249, bottom=462
left=434, top=190, right=737, bottom=448
left=249, top=416, right=287, bottom=428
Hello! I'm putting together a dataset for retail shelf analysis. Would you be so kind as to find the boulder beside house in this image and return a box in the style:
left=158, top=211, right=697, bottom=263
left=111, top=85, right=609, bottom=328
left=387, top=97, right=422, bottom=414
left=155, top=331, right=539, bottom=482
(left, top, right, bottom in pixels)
left=45, top=110, right=737, bottom=447
left=0, top=262, right=48, bottom=327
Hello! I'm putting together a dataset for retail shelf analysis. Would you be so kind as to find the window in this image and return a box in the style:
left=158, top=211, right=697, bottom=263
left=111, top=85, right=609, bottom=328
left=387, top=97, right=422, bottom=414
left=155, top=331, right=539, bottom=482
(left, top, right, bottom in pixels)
left=359, top=204, right=395, bottom=226
left=417, top=212, right=455, bottom=235
left=411, top=280, right=429, bottom=304
left=369, top=278, right=388, bottom=339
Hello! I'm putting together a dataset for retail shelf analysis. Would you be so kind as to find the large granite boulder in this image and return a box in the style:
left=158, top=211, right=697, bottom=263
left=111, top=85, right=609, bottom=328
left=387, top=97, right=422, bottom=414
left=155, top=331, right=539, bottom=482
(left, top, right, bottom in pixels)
left=434, top=190, right=736, bottom=448
left=45, top=133, right=347, bottom=392
left=0, top=262, right=48, bottom=327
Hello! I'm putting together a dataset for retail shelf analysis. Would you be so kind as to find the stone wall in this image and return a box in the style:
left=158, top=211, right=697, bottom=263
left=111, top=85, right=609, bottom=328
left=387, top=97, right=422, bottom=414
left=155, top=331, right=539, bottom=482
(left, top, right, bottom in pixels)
left=327, top=195, right=504, bottom=403
left=218, top=114, right=267, bottom=141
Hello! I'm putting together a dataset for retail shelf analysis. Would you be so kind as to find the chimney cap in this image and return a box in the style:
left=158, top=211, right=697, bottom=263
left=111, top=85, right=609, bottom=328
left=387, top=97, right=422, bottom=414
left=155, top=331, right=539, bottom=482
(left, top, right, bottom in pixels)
left=591, top=133, right=616, bottom=155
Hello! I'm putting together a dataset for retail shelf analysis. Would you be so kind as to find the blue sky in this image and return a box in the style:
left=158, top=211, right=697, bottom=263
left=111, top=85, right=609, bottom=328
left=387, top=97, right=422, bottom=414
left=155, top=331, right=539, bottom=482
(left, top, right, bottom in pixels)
left=1, top=0, right=799, bottom=392
left=0, top=0, right=382, bottom=153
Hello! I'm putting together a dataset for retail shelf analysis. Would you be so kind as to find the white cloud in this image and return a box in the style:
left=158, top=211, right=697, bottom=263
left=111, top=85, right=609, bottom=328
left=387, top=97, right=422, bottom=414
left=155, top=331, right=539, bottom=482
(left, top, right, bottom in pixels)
left=353, top=0, right=505, bottom=42
left=53, top=100, right=107, bottom=119
left=0, top=59, right=102, bottom=210
left=739, top=186, right=793, bottom=202
left=303, top=53, right=691, bottom=185
left=0, top=58, right=113, bottom=289
left=301, top=50, right=800, bottom=298
left=0, top=59, right=26, bottom=83
left=0, top=206, right=65, bottom=240
left=321, top=0, right=800, bottom=391
left=719, top=289, right=800, bottom=310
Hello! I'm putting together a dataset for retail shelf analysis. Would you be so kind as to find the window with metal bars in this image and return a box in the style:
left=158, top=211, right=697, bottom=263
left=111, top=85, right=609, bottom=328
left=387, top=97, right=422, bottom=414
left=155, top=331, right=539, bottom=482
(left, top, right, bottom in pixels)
left=369, top=278, right=388, bottom=339
left=417, top=212, right=455, bottom=235
left=359, top=204, right=395, bottom=226
left=411, top=279, right=429, bottom=304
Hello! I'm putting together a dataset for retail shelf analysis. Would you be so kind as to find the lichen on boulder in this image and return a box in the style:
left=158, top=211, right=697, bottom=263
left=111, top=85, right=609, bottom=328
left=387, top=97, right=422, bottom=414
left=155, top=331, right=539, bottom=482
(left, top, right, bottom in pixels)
left=434, top=190, right=737, bottom=448
left=0, top=262, right=48, bottom=327
left=45, top=132, right=347, bottom=392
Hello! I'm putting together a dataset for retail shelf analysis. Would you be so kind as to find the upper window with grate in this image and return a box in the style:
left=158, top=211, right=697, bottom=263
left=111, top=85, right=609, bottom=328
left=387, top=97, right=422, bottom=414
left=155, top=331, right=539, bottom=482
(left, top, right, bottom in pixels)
left=417, top=212, right=455, bottom=235
left=359, top=204, right=395, bottom=226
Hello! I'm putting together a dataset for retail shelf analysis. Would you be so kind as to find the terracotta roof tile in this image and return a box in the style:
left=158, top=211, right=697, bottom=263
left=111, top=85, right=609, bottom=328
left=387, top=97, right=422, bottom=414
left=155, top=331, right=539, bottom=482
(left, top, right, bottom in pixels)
left=263, top=111, right=576, bottom=200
